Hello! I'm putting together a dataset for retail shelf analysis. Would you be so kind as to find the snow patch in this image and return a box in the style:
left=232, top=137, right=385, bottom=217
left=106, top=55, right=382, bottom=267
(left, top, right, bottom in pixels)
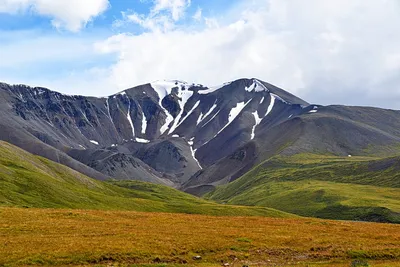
left=189, top=143, right=202, bottom=169
left=200, top=99, right=252, bottom=147
left=136, top=138, right=150, bottom=143
left=81, top=110, right=94, bottom=128
left=250, top=110, right=263, bottom=140
left=245, top=79, right=270, bottom=93
left=266, top=94, right=277, bottom=116
left=196, top=113, right=203, bottom=125
left=167, top=90, right=194, bottom=134
left=245, top=82, right=256, bottom=92
left=202, top=109, right=221, bottom=128
left=90, top=140, right=99, bottom=145
left=151, top=80, right=191, bottom=135
left=141, top=111, right=147, bottom=135
left=175, top=100, right=200, bottom=130
left=125, top=96, right=135, bottom=138
left=35, top=88, right=46, bottom=95
left=151, top=80, right=189, bottom=96
left=309, top=106, right=318, bottom=113
left=215, top=99, right=252, bottom=137
left=198, top=82, right=232, bottom=94
left=197, top=101, right=218, bottom=126
left=106, top=97, right=117, bottom=131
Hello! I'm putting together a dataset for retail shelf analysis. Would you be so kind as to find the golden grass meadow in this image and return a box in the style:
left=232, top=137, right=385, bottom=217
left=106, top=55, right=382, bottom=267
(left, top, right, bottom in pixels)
left=0, top=208, right=399, bottom=267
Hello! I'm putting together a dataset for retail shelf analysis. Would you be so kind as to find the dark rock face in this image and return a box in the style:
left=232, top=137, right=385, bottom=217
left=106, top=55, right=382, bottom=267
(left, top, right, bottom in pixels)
left=1, top=78, right=400, bottom=190
left=65, top=148, right=173, bottom=186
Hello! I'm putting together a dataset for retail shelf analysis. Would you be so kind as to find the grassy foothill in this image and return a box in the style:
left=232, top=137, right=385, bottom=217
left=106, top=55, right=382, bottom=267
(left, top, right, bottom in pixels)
left=0, top=141, right=293, bottom=218
left=207, top=154, right=400, bottom=223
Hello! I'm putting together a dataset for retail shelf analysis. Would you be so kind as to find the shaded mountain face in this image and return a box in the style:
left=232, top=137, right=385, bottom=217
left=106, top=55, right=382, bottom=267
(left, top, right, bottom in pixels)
left=1, top=78, right=400, bottom=191
left=0, top=78, right=308, bottom=186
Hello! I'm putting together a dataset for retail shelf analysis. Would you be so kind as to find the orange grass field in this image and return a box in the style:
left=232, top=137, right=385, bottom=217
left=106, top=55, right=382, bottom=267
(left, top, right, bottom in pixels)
left=0, top=208, right=399, bottom=267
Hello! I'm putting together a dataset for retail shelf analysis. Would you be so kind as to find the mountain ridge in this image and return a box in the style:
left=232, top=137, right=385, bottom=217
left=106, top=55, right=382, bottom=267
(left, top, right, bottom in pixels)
left=1, top=77, right=400, bottom=193
left=0, top=78, right=311, bottom=187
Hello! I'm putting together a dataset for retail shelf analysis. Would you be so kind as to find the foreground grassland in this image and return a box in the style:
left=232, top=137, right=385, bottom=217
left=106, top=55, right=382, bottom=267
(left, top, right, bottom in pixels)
left=0, top=141, right=292, bottom=217
left=0, top=208, right=399, bottom=267
left=207, top=154, right=400, bottom=223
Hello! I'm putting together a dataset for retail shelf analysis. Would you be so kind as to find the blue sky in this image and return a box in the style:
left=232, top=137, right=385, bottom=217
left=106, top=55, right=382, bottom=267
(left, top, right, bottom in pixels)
left=0, top=0, right=400, bottom=109
left=0, top=0, right=238, bottom=93
left=0, top=0, right=234, bottom=33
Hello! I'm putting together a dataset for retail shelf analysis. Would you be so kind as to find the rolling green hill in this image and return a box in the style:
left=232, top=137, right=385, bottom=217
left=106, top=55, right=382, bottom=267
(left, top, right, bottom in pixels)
left=206, top=154, right=400, bottom=223
left=3, top=138, right=399, bottom=223
left=0, top=141, right=293, bottom=217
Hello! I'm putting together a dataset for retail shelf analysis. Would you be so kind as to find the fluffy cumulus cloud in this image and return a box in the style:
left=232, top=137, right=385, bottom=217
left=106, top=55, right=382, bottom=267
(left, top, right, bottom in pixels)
left=92, top=0, right=400, bottom=108
left=0, top=0, right=109, bottom=32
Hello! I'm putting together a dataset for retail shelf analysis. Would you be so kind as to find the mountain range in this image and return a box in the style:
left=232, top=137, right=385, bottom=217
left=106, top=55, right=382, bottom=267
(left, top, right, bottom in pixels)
left=0, top=78, right=399, bottom=222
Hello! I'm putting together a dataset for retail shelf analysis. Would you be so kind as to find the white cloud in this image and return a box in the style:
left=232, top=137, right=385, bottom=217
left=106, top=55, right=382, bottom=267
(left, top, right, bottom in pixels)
left=192, top=7, right=202, bottom=21
left=0, top=33, right=97, bottom=68
left=92, top=0, right=400, bottom=108
left=0, top=29, right=113, bottom=97
left=95, top=21, right=302, bottom=92
left=115, top=0, right=191, bottom=33
left=2, top=0, right=400, bottom=109
left=0, top=0, right=30, bottom=13
left=121, top=11, right=175, bottom=32
left=152, top=0, right=191, bottom=21
left=0, top=0, right=109, bottom=32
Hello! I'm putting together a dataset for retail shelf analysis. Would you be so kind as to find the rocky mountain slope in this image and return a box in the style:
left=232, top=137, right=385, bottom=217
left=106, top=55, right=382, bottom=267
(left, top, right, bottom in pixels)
left=0, top=78, right=307, bottom=186
left=183, top=105, right=400, bottom=194
left=1, top=78, right=400, bottom=193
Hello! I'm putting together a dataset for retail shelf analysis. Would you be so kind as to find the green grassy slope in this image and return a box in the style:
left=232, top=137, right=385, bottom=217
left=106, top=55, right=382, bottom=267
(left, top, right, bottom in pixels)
left=0, top=141, right=293, bottom=217
left=206, top=154, right=400, bottom=223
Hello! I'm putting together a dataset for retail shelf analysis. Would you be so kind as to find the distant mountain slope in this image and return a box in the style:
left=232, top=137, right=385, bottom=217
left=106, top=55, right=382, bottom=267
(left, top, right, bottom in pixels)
left=183, top=105, right=400, bottom=193
left=206, top=154, right=400, bottom=223
left=0, top=141, right=294, bottom=217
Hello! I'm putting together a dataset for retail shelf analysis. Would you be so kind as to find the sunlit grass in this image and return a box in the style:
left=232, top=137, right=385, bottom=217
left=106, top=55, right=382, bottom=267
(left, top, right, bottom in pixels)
left=207, top=153, right=400, bottom=222
left=0, top=208, right=399, bottom=266
left=0, top=141, right=293, bottom=218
